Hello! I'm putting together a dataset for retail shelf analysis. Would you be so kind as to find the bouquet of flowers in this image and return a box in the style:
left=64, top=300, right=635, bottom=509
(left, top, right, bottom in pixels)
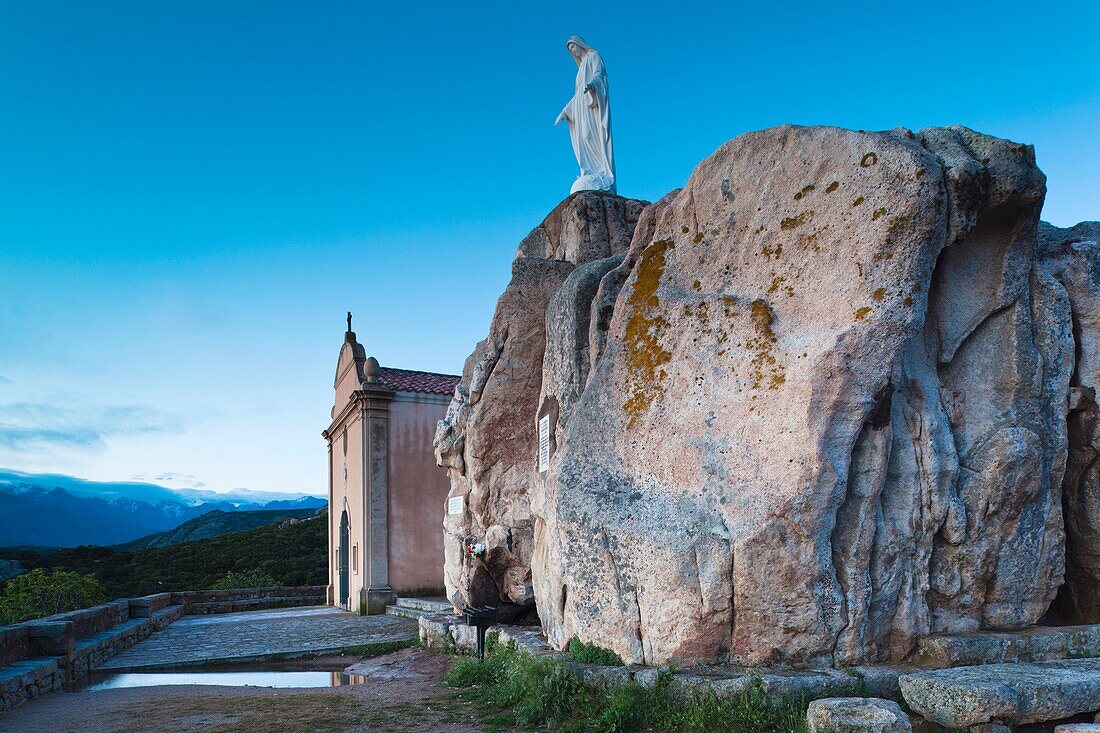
left=464, top=537, right=487, bottom=558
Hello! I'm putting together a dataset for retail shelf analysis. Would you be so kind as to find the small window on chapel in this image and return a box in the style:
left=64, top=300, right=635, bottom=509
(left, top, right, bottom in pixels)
left=352, top=544, right=358, bottom=574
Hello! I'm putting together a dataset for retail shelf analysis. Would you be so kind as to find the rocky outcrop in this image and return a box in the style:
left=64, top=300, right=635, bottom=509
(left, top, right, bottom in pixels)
left=436, top=123, right=1099, bottom=666
left=1039, top=221, right=1100, bottom=623
left=531, top=125, right=1086, bottom=666
left=434, top=191, right=647, bottom=616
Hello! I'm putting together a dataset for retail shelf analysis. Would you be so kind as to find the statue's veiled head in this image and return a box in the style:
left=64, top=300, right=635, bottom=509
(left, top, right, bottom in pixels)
left=566, top=35, right=592, bottom=64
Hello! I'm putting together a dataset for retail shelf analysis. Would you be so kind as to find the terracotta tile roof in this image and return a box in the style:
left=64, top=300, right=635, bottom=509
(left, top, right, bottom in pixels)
left=376, top=366, right=461, bottom=396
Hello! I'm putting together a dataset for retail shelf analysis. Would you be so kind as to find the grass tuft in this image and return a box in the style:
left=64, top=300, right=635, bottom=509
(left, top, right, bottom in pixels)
left=567, top=636, right=625, bottom=666
left=445, top=643, right=808, bottom=733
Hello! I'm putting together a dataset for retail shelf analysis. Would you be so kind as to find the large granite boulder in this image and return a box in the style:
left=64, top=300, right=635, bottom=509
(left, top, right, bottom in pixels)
left=434, top=191, right=647, bottom=616
left=532, top=125, right=1079, bottom=666
left=1039, top=221, right=1100, bottom=623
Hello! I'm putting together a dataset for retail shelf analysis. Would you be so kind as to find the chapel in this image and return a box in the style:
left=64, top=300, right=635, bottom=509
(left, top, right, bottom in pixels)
left=322, top=318, right=459, bottom=614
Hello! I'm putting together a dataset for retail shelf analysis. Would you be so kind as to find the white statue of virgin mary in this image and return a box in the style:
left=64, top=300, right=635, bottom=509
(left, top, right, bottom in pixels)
left=554, top=35, right=616, bottom=194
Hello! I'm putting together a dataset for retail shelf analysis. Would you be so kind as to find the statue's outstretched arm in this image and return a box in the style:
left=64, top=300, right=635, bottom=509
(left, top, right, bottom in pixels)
left=554, top=102, right=571, bottom=126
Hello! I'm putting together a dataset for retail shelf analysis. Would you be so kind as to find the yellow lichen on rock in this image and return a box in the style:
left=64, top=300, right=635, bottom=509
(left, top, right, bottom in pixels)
left=747, top=298, right=785, bottom=391
left=781, top=210, right=815, bottom=231
left=623, top=238, right=676, bottom=427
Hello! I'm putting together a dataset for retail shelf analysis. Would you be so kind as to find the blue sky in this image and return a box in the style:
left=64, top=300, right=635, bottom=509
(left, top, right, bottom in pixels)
left=0, top=1, right=1097, bottom=493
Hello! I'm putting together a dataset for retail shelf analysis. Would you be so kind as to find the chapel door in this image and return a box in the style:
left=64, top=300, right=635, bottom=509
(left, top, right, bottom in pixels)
left=338, top=509, right=350, bottom=609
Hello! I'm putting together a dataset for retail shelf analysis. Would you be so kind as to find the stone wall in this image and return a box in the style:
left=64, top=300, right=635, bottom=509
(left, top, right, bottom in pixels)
left=0, top=585, right=328, bottom=712
left=172, top=585, right=326, bottom=614
left=0, top=659, right=64, bottom=713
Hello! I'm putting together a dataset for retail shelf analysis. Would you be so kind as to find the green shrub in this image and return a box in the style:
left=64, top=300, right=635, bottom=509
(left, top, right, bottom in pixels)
left=0, top=568, right=107, bottom=624
left=210, top=568, right=278, bottom=590
left=567, top=635, right=625, bottom=666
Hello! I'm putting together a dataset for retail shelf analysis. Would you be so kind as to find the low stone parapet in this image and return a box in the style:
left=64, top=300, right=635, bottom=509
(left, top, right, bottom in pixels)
left=418, top=613, right=552, bottom=657
left=416, top=613, right=910, bottom=703
left=0, top=585, right=326, bottom=714
left=22, top=621, right=73, bottom=658
left=128, top=593, right=172, bottom=618
left=24, top=599, right=130, bottom=644
left=171, top=586, right=325, bottom=614
left=0, top=658, right=64, bottom=713
left=0, top=627, right=29, bottom=667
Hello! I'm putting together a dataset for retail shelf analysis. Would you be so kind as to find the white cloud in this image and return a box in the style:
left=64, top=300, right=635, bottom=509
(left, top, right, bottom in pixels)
left=0, top=400, right=184, bottom=453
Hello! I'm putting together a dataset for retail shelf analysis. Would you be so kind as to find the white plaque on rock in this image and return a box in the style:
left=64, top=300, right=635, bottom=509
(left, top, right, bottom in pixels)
left=447, top=496, right=464, bottom=516
left=538, top=414, right=550, bottom=473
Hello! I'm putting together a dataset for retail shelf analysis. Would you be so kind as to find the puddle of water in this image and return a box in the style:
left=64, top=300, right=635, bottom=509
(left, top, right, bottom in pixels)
left=71, top=670, right=367, bottom=692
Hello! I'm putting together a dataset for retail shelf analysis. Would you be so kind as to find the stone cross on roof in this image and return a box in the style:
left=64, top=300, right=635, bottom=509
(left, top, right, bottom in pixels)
left=346, top=311, right=353, bottom=333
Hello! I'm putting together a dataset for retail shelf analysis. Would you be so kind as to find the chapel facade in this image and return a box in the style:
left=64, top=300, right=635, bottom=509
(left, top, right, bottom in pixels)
left=323, top=321, right=459, bottom=614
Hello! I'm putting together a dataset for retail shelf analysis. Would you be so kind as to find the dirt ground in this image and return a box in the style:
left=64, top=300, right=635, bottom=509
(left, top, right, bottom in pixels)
left=0, top=649, right=499, bottom=733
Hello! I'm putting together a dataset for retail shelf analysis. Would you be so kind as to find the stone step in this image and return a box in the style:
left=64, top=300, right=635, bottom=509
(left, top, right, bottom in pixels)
left=385, top=605, right=431, bottom=620
left=394, top=597, right=452, bottom=614
left=899, top=658, right=1100, bottom=728
left=915, top=624, right=1100, bottom=668
left=151, top=604, right=185, bottom=631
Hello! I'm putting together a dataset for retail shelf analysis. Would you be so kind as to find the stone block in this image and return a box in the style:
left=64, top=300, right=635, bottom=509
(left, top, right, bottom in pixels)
left=806, top=697, right=911, bottom=733
left=900, top=659, right=1100, bottom=727
left=1068, top=626, right=1100, bottom=658
left=632, top=667, right=664, bottom=689
left=417, top=613, right=463, bottom=650
left=25, top=621, right=74, bottom=657
left=915, top=633, right=1012, bottom=667
left=450, top=622, right=476, bottom=651
left=495, top=627, right=554, bottom=656
left=667, top=672, right=757, bottom=701
left=129, top=593, right=171, bottom=617
left=852, top=666, right=910, bottom=699
left=1014, top=628, right=1070, bottom=662
left=759, top=669, right=862, bottom=701
left=562, top=661, right=631, bottom=689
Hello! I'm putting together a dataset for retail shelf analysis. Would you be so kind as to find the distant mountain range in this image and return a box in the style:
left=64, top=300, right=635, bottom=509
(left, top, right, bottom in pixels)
left=0, top=469, right=326, bottom=548
left=115, top=507, right=321, bottom=551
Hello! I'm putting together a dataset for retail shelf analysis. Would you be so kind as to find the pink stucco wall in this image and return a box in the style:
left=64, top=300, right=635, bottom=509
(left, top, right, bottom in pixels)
left=388, top=396, right=450, bottom=593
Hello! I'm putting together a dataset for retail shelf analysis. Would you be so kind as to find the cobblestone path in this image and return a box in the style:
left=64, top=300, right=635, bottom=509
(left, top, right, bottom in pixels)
left=97, top=606, right=417, bottom=670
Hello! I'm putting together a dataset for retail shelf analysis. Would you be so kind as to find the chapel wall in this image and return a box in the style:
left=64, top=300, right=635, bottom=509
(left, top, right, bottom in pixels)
left=388, top=395, right=451, bottom=594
